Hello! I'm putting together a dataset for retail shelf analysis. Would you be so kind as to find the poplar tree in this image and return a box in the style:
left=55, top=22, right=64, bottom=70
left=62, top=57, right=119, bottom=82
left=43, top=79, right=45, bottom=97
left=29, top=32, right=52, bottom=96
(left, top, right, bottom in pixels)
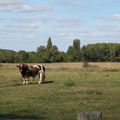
left=47, top=37, right=52, bottom=50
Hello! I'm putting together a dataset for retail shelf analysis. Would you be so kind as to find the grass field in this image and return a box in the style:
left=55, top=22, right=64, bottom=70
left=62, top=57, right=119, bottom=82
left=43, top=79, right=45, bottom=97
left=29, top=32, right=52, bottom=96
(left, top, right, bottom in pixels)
left=0, top=62, right=120, bottom=120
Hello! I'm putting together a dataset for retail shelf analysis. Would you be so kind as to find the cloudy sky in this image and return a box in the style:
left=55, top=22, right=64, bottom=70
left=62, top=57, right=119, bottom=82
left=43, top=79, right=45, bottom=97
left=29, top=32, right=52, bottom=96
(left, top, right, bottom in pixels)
left=0, top=0, right=120, bottom=51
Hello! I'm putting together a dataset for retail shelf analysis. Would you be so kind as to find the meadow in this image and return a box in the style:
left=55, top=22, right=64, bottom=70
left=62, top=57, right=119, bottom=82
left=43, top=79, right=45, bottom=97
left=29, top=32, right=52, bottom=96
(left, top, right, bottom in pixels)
left=0, top=62, right=120, bottom=120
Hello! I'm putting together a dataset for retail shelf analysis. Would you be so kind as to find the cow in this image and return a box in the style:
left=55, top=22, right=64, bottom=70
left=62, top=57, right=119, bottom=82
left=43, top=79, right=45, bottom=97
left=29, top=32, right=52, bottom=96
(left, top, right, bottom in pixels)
left=16, top=64, right=45, bottom=85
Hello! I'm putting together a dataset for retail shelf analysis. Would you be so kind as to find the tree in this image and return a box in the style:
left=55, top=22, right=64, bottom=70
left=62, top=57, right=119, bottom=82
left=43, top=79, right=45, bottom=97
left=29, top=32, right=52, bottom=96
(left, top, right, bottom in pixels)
left=46, top=38, right=63, bottom=62
left=50, top=45, right=63, bottom=62
left=81, top=43, right=120, bottom=62
left=66, top=46, right=74, bottom=62
left=66, top=39, right=81, bottom=62
left=1, top=37, right=120, bottom=63
left=0, top=49, right=16, bottom=63
left=73, top=39, right=80, bottom=51
left=81, top=45, right=87, bottom=62
left=15, top=50, right=29, bottom=63
left=27, top=52, right=37, bottom=63
left=36, top=45, right=50, bottom=63
left=47, top=37, right=52, bottom=50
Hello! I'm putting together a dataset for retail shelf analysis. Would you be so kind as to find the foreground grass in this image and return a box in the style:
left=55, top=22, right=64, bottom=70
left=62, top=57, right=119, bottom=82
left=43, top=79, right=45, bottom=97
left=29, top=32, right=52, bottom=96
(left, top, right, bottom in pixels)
left=0, top=63, right=120, bottom=120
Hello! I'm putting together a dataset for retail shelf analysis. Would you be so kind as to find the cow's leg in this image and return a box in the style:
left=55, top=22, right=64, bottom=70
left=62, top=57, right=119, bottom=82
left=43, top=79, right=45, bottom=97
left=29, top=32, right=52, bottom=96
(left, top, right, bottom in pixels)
left=38, top=73, right=42, bottom=84
left=22, top=78, right=29, bottom=85
left=26, top=80, right=29, bottom=85
left=30, top=77, right=34, bottom=83
left=22, top=78, right=26, bottom=85
left=42, top=72, right=45, bottom=83
left=25, top=78, right=29, bottom=85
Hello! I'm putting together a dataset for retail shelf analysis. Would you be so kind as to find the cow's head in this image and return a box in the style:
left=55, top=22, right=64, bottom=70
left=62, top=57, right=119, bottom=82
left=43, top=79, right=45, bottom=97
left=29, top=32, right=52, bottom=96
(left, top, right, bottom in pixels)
left=16, top=64, right=28, bottom=72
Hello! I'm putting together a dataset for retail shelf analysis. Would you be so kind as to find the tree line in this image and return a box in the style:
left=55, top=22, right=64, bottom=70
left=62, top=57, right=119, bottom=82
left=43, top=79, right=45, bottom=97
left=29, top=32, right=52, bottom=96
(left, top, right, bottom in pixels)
left=0, top=37, right=120, bottom=63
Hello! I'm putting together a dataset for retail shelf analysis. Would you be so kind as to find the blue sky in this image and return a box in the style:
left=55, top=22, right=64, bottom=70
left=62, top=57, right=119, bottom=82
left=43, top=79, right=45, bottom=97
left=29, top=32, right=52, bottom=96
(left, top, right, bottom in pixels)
left=0, top=0, right=120, bottom=51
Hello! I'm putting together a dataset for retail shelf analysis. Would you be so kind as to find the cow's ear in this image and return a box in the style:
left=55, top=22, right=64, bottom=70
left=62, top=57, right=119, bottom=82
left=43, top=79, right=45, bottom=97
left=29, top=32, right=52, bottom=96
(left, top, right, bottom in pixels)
left=16, top=65, right=20, bottom=67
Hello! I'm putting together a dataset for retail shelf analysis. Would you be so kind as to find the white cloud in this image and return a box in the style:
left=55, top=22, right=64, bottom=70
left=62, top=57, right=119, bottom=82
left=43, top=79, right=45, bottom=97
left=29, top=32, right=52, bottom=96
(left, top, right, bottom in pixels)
left=57, top=18, right=82, bottom=25
left=0, top=23, right=39, bottom=34
left=0, top=0, right=21, bottom=12
left=0, top=0, right=53, bottom=12
left=54, top=0, right=86, bottom=8
left=20, top=4, right=53, bottom=13
left=95, top=24, right=120, bottom=33
left=79, top=24, right=120, bottom=43
left=102, top=14, right=120, bottom=21
left=54, top=18, right=83, bottom=28
left=0, top=0, right=20, bottom=5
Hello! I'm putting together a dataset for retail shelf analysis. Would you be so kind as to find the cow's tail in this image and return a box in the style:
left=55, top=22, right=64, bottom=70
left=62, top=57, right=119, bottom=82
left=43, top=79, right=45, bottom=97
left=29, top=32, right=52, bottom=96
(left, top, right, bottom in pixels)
left=43, top=65, right=45, bottom=71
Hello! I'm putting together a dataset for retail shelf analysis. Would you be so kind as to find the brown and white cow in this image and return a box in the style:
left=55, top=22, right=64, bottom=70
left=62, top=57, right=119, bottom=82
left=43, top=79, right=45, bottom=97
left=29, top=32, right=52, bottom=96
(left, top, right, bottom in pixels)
left=16, top=64, right=45, bottom=85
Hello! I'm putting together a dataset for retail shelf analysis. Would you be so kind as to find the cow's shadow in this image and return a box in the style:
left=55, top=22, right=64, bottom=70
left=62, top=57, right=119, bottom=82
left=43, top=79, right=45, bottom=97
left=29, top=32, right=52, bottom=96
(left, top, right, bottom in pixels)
left=9, top=79, right=54, bottom=87
left=43, top=80, right=54, bottom=84
left=33, top=80, right=54, bottom=84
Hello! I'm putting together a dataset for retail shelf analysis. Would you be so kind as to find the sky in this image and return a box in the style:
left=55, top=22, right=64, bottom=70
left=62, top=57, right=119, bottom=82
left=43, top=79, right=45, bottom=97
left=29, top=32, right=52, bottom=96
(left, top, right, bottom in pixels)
left=0, top=0, right=120, bottom=52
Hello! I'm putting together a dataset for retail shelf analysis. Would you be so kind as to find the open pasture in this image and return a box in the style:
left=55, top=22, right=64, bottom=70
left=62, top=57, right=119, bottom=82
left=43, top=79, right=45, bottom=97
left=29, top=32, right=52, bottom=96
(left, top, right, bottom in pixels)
left=0, top=63, right=120, bottom=120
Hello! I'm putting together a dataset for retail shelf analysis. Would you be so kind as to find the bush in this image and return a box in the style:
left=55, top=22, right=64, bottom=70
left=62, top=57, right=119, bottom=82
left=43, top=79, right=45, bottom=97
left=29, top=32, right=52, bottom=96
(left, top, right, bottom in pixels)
left=82, top=61, right=89, bottom=68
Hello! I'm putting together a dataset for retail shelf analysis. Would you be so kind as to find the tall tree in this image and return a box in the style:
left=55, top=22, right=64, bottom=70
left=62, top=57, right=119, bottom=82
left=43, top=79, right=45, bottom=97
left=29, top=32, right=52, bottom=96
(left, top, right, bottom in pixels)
left=47, top=37, right=52, bottom=50
left=66, top=39, right=81, bottom=62
left=73, top=39, right=80, bottom=51
left=81, top=45, right=87, bottom=62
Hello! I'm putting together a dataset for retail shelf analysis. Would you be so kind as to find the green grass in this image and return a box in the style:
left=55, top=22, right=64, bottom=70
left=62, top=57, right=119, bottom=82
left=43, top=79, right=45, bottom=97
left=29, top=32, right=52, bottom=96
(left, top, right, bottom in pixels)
left=0, top=63, right=120, bottom=120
